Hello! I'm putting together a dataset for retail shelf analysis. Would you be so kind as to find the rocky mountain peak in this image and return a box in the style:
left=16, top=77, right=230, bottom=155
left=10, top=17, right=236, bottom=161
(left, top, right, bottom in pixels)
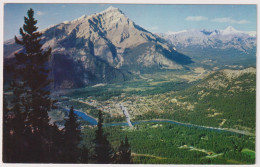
left=101, top=6, right=122, bottom=14
left=224, top=26, right=236, bottom=31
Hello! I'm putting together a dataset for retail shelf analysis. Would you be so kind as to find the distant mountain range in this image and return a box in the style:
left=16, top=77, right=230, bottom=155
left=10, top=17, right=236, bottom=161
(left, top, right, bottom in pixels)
left=160, top=26, right=256, bottom=51
left=158, top=26, right=256, bottom=67
left=4, top=6, right=192, bottom=89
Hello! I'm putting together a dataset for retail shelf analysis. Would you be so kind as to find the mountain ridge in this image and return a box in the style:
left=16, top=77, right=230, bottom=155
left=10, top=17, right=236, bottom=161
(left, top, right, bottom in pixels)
left=160, top=26, right=256, bottom=51
left=158, top=26, right=256, bottom=68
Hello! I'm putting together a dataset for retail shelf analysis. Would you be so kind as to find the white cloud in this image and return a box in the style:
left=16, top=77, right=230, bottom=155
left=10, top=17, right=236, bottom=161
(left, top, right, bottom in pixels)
left=36, top=11, right=45, bottom=16
left=185, top=16, right=208, bottom=21
left=211, top=17, right=249, bottom=24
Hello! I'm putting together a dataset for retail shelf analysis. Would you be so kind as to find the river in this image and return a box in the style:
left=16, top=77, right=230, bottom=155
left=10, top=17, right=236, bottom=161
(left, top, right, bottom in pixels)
left=62, top=107, right=98, bottom=125
left=61, top=107, right=253, bottom=136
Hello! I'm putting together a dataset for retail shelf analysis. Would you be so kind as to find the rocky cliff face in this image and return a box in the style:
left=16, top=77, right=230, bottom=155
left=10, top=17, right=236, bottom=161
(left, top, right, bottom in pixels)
left=40, top=6, right=191, bottom=69
left=4, top=6, right=192, bottom=89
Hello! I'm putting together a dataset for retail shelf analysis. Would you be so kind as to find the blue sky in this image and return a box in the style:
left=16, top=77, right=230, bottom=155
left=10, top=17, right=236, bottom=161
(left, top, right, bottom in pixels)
left=4, top=4, right=257, bottom=41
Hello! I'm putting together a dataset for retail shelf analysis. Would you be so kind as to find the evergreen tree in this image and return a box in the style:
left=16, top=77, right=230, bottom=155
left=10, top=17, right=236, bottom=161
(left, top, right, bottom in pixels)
left=93, top=110, right=114, bottom=164
left=14, top=8, right=52, bottom=137
left=3, top=97, right=12, bottom=162
left=62, top=106, right=82, bottom=163
left=80, top=145, right=89, bottom=163
left=4, top=8, right=61, bottom=162
left=117, top=136, right=132, bottom=164
left=3, top=68, right=29, bottom=162
left=48, top=123, right=64, bottom=163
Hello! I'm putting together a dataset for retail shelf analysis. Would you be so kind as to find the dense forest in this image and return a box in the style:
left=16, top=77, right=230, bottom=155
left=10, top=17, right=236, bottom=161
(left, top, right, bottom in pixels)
left=82, top=122, right=255, bottom=164
left=133, top=70, right=256, bottom=133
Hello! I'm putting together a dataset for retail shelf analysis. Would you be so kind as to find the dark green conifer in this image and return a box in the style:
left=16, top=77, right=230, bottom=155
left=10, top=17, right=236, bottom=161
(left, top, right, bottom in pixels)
left=117, top=136, right=132, bottom=164
left=93, top=110, right=114, bottom=164
left=14, top=8, right=52, bottom=136
left=4, top=8, right=60, bottom=162
left=62, top=106, right=82, bottom=163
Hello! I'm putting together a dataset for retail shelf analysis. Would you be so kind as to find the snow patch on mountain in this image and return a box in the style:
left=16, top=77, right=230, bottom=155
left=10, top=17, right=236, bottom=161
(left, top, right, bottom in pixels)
left=165, top=26, right=256, bottom=37
left=221, top=26, right=240, bottom=35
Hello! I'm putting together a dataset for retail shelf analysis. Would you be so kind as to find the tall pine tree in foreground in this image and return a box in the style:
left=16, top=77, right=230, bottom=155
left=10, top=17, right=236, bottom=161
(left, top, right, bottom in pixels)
left=3, top=8, right=62, bottom=162
left=117, top=136, right=132, bottom=164
left=62, top=106, right=82, bottom=163
left=14, top=7, right=52, bottom=138
left=93, top=110, right=115, bottom=164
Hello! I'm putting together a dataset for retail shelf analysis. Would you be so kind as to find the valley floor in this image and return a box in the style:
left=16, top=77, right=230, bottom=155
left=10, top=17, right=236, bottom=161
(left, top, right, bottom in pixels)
left=51, top=67, right=256, bottom=164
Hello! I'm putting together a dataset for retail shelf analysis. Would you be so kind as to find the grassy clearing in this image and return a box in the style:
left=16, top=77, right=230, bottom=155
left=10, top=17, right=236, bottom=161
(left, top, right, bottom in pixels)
left=241, top=148, right=255, bottom=159
left=227, top=159, right=247, bottom=164
left=132, top=153, right=167, bottom=160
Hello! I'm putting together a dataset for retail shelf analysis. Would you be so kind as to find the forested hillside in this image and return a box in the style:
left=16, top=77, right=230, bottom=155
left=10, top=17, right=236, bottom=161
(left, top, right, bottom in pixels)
left=135, top=67, right=256, bottom=134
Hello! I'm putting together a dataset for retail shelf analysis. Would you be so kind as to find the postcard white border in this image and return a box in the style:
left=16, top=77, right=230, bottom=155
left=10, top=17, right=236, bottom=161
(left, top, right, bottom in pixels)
left=0, top=0, right=259, bottom=167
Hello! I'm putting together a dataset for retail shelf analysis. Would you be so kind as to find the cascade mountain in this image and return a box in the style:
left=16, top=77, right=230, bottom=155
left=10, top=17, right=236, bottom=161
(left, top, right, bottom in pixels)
left=4, top=6, right=192, bottom=89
